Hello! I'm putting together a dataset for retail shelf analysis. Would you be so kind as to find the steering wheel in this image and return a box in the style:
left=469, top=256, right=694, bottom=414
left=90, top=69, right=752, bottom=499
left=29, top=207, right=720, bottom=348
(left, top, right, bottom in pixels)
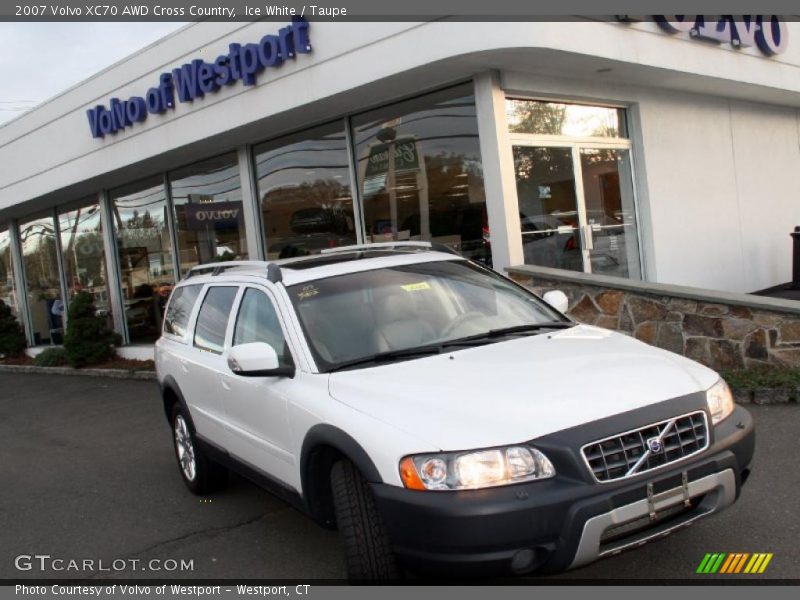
left=440, top=311, right=487, bottom=338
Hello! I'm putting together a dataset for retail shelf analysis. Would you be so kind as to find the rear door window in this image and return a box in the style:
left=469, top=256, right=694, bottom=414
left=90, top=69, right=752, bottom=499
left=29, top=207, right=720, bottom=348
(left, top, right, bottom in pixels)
left=163, top=284, right=202, bottom=338
left=193, top=286, right=239, bottom=354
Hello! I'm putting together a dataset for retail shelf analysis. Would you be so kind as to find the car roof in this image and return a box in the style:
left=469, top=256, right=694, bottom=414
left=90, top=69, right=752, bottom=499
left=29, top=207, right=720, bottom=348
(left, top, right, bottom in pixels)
left=176, top=248, right=465, bottom=288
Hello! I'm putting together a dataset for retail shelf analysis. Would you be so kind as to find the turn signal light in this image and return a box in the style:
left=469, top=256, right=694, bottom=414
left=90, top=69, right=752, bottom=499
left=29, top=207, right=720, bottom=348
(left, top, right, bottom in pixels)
left=399, top=456, right=426, bottom=490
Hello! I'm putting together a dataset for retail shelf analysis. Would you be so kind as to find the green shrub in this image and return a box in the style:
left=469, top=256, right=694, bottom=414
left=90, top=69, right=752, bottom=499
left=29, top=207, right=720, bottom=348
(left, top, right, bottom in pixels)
left=0, top=299, right=26, bottom=358
left=63, top=292, right=121, bottom=368
left=721, top=366, right=800, bottom=390
left=33, top=347, right=69, bottom=367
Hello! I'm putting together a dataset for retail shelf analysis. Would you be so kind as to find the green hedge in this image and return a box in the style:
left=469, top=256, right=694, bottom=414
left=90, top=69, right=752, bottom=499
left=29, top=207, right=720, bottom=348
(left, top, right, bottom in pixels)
left=0, top=299, right=26, bottom=357
left=721, top=367, right=800, bottom=390
left=32, top=347, right=69, bottom=367
left=63, top=292, right=121, bottom=368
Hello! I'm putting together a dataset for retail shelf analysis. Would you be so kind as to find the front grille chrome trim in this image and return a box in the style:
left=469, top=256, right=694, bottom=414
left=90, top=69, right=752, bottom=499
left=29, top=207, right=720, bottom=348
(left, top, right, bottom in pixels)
left=580, top=410, right=710, bottom=484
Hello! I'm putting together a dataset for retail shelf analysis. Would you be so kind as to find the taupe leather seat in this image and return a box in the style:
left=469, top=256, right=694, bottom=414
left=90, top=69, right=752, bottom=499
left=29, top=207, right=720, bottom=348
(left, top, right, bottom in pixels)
left=373, top=291, right=435, bottom=352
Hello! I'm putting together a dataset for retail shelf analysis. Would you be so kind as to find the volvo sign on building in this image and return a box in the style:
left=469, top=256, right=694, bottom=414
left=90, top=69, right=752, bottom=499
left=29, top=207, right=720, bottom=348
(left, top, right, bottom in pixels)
left=87, top=17, right=311, bottom=138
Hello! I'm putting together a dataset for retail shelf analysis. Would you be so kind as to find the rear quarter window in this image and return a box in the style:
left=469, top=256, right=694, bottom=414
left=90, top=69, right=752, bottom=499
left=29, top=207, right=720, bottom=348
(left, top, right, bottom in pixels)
left=163, top=284, right=202, bottom=338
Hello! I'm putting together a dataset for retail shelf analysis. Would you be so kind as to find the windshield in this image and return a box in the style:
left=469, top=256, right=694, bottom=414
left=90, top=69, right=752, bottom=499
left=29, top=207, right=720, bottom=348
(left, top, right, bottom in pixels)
left=287, top=259, right=569, bottom=372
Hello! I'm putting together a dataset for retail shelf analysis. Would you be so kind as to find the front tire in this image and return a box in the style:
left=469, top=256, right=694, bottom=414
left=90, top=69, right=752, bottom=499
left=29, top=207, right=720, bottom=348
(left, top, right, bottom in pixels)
left=171, top=405, right=228, bottom=494
left=330, top=460, right=399, bottom=580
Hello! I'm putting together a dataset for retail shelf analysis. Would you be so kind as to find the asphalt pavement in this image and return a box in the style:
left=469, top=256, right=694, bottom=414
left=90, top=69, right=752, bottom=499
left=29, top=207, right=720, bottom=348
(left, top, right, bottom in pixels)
left=0, top=373, right=797, bottom=581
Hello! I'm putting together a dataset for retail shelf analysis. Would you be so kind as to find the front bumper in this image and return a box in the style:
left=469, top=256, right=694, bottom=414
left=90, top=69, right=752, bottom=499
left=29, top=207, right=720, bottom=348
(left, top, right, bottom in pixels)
left=371, top=401, right=754, bottom=576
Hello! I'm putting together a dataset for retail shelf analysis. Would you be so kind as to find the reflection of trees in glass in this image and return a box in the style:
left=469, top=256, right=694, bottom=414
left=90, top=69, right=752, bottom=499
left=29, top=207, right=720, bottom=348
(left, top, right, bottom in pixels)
left=264, top=179, right=350, bottom=206
left=0, top=231, right=16, bottom=313
left=514, top=147, right=571, bottom=184
left=508, top=101, right=567, bottom=135
left=126, top=209, right=158, bottom=231
left=60, top=205, right=106, bottom=296
left=507, top=100, right=622, bottom=138
left=20, top=221, right=60, bottom=298
left=581, top=148, right=617, bottom=165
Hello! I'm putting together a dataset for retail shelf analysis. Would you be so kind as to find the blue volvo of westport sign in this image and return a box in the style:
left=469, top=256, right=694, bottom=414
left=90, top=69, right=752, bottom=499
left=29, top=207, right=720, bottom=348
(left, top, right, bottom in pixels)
left=86, top=17, right=311, bottom=139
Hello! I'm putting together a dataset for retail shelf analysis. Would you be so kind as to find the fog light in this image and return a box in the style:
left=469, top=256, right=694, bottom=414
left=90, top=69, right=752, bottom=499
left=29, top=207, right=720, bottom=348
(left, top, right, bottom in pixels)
left=511, top=549, right=536, bottom=574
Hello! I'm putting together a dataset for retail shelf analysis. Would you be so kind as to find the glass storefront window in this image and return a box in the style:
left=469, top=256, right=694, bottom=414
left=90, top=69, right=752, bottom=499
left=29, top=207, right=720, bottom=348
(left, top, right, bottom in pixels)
left=506, top=100, right=626, bottom=138
left=58, top=200, right=112, bottom=326
left=19, top=215, right=63, bottom=345
left=0, top=229, right=18, bottom=318
left=170, top=153, right=248, bottom=276
left=254, top=123, right=356, bottom=259
left=111, top=177, right=176, bottom=344
left=352, top=85, right=490, bottom=266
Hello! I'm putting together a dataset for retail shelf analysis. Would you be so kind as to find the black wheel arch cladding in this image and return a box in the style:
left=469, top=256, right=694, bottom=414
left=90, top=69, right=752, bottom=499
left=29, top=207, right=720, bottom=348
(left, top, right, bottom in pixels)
left=161, top=376, right=193, bottom=428
left=300, top=424, right=384, bottom=525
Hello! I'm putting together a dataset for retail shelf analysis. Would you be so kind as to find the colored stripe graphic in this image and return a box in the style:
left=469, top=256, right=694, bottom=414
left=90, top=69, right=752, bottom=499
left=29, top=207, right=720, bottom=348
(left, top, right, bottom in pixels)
left=734, top=553, right=750, bottom=573
left=758, top=554, right=773, bottom=573
left=719, top=554, right=736, bottom=573
left=747, top=554, right=764, bottom=573
left=698, top=553, right=727, bottom=573
left=696, top=554, right=713, bottom=574
left=699, top=553, right=772, bottom=574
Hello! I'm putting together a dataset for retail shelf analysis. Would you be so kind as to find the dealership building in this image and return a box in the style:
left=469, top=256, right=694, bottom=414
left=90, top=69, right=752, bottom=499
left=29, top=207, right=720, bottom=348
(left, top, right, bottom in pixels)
left=1, top=16, right=799, bottom=353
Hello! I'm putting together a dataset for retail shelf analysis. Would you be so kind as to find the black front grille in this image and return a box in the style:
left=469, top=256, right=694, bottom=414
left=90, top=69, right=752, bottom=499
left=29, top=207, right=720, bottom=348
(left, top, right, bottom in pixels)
left=582, top=411, right=708, bottom=482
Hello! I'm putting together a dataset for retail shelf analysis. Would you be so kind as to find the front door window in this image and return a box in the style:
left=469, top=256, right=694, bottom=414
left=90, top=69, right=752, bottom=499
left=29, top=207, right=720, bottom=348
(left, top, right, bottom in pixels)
left=507, top=99, right=642, bottom=279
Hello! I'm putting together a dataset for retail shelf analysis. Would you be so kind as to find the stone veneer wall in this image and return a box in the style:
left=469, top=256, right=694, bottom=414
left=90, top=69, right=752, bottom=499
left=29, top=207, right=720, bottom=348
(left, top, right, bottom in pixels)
left=506, top=265, right=800, bottom=371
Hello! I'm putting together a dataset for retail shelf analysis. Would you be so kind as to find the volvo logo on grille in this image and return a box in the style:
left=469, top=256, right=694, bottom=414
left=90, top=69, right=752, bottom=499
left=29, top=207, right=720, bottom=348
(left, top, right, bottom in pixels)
left=647, top=437, right=664, bottom=454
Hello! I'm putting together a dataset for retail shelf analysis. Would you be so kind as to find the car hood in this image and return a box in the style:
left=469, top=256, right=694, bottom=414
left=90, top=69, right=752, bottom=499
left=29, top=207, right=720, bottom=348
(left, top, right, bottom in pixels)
left=327, top=325, right=718, bottom=451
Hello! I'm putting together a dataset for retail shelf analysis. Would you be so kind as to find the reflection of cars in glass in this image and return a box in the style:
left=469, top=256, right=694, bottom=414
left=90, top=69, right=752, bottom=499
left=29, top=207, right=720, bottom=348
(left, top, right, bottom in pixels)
left=400, top=205, right=491, bottom=266
left=270, top=234, right=356, bottom=258
left=269, top=207, right=357, bottom=258
left=156, top=242, right=754, bottom=580
left=290, top=206, right=354, bottom=236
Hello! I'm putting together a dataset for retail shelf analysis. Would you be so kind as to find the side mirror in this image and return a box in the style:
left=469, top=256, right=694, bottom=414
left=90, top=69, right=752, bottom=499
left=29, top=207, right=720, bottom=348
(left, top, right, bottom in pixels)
left=542, top=290, right=569, bottom=314
left=227, top=342, right=295, bottom=378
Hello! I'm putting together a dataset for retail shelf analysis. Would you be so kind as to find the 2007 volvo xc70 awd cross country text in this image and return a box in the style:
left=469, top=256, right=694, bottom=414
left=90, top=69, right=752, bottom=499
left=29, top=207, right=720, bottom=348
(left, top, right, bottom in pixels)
left=155, top=242, right=754, bottom=579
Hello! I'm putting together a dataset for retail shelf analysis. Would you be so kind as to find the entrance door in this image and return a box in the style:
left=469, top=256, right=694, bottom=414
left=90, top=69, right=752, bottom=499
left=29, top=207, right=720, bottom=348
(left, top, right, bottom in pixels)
left=512, top=143, right=641, bottom=279
left=506, top=98, right=642, bottom=279
left=578, top=148, right=641, bottom=278
left=512, top=146, right=585, bottom=272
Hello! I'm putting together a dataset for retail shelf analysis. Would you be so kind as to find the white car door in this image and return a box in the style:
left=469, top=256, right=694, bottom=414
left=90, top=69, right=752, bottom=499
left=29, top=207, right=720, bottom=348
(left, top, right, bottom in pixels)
left=180, top=284, right=240, bottom=448
left=219, top=285, right=296, bottom=487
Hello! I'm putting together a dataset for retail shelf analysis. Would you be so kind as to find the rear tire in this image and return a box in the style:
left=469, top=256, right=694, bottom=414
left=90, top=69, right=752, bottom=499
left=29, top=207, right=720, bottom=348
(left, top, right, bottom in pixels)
left=330, top=460, right=400, bottom=580
left=171, top=405, right=228, bottom=495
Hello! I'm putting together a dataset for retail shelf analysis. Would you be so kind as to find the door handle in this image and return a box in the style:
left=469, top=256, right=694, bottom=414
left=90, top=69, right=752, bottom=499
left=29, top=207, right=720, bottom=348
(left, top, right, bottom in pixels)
left=580, top=224, right=595, bottom=251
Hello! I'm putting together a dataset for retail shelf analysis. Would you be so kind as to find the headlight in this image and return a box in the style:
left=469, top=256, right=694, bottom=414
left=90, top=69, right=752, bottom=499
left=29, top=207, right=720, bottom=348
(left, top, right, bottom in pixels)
left=399, top=446, right=555, bottom=491
left=706, top=378, right=735, bottom=425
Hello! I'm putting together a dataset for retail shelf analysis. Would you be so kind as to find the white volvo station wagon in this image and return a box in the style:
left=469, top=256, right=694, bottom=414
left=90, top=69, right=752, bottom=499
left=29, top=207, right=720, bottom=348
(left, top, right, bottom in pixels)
left=155, top=242, right=754, bottom=579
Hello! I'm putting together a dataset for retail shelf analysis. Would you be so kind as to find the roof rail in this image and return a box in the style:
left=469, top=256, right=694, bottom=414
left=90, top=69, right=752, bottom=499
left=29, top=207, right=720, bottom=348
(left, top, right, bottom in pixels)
left=185, top=260, right=283, bottom=283
left=186, top=261, right=267, bottom=277
left=320, top=241, right=433, bottom=255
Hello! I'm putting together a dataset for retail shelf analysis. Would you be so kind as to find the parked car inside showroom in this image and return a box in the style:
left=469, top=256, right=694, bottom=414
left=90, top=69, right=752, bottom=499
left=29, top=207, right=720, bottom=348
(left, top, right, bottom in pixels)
left=154, top=242, right=754, bottom=579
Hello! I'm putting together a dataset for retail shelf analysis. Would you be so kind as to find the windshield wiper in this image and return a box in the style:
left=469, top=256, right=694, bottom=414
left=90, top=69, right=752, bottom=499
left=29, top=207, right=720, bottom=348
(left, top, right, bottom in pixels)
left=440, top=321, right=574, bottom=347
left=487, top=321, right=575, bottom=336
left=327, top=322, right=575, bottom=372
left=327, top=345, right=442, bottom=372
